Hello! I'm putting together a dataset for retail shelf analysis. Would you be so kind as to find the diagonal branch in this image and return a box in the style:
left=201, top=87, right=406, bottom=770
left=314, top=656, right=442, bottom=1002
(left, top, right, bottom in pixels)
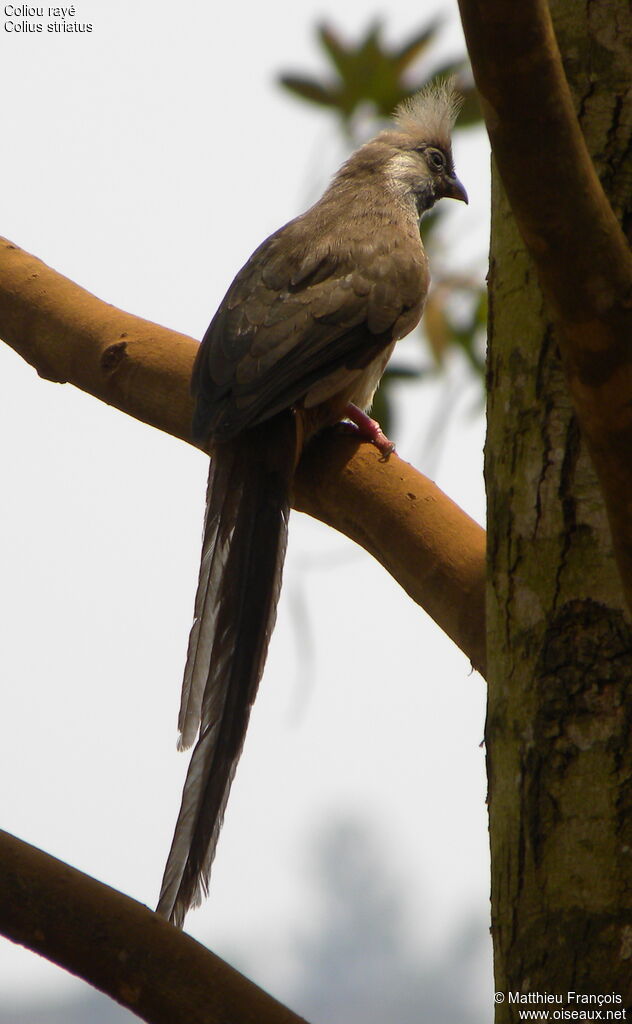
left=0, top=235, right=486, bottom=675
left=0, top=829, right=309, bottom=1024
left=457, top=0, right=632, bottom=613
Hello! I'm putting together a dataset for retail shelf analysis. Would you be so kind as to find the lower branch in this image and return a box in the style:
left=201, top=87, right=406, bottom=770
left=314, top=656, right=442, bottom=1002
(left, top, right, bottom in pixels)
left=0, top=829, right=309, bottom=1024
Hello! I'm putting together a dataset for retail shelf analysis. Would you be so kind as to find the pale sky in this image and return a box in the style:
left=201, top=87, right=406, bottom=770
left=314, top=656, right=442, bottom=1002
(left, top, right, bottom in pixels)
left=1, top=0, right=492, bottom=1017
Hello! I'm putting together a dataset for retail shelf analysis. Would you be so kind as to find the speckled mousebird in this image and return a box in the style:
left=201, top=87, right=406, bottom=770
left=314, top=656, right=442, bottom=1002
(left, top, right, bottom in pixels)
left=157, top=80, right=468, bottom=927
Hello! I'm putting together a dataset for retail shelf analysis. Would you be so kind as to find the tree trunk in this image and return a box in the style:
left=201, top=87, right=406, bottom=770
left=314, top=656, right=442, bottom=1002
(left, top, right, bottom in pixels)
left=486, top=0, right=632, bottom=1010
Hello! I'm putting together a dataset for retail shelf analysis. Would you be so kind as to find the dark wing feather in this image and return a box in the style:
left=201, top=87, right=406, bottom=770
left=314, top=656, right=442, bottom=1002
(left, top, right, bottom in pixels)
left=192, top=215, right=425, bottom=444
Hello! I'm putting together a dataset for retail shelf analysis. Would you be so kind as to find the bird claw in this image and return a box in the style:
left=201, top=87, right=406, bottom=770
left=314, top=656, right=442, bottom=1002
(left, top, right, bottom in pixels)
left=341, top=404, right=396, bottom=458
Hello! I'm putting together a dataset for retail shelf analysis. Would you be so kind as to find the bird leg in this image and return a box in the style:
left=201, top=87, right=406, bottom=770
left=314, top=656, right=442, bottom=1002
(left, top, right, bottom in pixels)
left=342, top=403, right=396, bottom=456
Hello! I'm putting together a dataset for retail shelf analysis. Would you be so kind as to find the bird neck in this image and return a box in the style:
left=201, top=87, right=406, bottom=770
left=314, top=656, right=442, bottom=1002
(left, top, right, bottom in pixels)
left=322, top=165, right=421, bottom=228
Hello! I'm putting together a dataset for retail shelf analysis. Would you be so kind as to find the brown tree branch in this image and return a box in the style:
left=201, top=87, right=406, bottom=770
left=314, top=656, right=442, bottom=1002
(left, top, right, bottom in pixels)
left=0, top=829, right=309, bottom=1024
left=0, top=235, right=487, bottom=675
left=457, top=0, right=632, bottom=613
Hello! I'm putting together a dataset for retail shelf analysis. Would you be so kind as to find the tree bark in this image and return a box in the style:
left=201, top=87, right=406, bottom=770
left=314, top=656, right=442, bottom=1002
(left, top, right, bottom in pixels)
left=465, top=0, right=632, bottom=1009
left=458, top=0, right=632, bottom=615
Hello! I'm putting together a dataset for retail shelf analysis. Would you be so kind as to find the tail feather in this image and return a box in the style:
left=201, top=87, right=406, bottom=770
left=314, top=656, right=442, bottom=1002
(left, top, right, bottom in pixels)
left=157, top=411, right=297, bottom=926
left=176, top=460, right=241, bottom=751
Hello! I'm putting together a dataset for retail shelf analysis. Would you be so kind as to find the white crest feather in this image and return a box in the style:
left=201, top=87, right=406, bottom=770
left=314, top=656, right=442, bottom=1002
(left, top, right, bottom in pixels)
left=394, top=78, right=463, bottom=146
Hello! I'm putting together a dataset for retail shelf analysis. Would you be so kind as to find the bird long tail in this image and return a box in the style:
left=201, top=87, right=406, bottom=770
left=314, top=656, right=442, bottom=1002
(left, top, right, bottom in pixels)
left=157, top=411, right=298, bottom=927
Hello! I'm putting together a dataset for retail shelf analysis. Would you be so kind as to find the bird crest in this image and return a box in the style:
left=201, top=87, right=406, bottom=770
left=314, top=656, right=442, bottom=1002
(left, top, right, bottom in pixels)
left=394, top=78, right=463, bottom=149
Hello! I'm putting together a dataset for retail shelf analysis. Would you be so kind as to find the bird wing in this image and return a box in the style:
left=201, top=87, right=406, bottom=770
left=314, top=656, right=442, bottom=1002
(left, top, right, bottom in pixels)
left=192, top=217, right=426, bottom=443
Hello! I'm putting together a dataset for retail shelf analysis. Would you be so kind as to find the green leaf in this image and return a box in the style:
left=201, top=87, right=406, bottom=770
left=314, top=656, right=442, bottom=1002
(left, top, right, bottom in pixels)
left=278, top=76, right=339, bottom=109
left=381, top=365, right=428, bottom=381
left=279, top=19, right=484, bottom=132
left=456, top=86, right=482, bottom=128
left=370, top=386, right=391, bottom=439
left=317, top=24, right=353, bottom=80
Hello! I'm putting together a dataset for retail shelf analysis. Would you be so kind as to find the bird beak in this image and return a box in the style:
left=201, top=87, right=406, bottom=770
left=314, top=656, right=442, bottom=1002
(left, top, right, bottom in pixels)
left=444, top=176, right=468, bottom=204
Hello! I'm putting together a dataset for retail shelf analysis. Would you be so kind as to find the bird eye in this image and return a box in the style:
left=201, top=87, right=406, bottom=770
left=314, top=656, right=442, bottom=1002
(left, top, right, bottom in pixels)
left=427, top=148, right=446, bottom=171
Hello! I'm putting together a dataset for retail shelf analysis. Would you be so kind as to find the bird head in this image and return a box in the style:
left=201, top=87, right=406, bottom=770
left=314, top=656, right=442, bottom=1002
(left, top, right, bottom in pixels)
left=352, top=80, right=468, bottom=217
left=385, top=80, right=468, bottom=214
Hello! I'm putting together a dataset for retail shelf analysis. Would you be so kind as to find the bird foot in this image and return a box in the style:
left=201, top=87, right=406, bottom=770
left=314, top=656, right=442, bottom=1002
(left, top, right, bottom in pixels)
left=341, top=404, right=395, bottom=457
